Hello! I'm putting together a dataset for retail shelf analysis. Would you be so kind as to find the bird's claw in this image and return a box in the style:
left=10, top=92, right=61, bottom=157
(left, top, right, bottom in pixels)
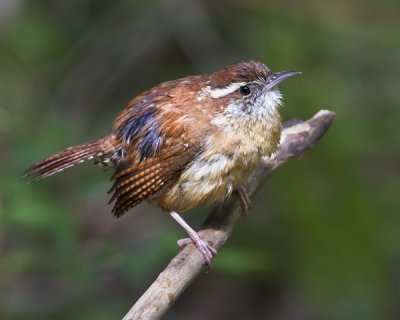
left=235, top=187, right=251, bottom=216
left=177, top=237, right=218, bottom=267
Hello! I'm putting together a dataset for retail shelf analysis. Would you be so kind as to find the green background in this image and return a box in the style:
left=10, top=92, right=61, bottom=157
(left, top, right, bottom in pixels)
left=1, top=0, right=399, bottom=319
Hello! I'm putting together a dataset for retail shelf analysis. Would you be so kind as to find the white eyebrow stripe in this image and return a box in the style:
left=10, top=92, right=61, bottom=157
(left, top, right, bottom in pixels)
left=207, top=82, right=246, bottom=99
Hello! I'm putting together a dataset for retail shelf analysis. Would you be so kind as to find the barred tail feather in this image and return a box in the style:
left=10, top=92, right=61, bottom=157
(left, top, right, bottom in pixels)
left=25, top=136, right=115, bottom=181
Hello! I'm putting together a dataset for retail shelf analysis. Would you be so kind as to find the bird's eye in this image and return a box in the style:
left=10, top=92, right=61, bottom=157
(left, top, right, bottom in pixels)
left=239, top=85, right=251, bottom=96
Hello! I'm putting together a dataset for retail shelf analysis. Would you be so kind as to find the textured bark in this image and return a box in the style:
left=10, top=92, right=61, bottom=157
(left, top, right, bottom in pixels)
left=122, top=110, right=336, bottom=320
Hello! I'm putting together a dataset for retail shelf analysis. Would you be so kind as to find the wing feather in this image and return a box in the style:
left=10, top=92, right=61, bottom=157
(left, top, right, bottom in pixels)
left=110, top=143, right=198, bottom=217
left=109, top=84, right=207, bottom=217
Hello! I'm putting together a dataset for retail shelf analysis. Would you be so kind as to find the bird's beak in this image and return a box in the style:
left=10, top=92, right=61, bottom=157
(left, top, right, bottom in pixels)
left=265, top=70, right=301, bottom=91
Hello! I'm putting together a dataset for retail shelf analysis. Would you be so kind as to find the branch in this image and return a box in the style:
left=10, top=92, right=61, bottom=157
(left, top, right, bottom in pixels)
left=122, top=110, right=336, bottom=320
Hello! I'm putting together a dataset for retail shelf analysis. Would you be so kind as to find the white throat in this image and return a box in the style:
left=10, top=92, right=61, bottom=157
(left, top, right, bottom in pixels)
left=210, top=88, right=282, bottom=148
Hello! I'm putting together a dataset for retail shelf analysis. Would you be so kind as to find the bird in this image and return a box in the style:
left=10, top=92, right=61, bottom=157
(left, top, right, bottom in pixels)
left=25, top=61, right=300, bottom=266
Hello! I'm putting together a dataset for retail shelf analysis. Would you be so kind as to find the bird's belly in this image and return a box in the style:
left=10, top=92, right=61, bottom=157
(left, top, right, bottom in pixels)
left=154, top=150, right=261, bottom=212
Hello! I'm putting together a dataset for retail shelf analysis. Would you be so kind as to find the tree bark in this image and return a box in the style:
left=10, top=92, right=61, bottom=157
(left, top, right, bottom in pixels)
left=122, top=109, right=336, bottom=320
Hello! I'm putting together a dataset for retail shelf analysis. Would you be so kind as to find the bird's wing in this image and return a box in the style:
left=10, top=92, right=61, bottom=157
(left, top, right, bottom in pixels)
left=109, top=91, right=204, bottom=217
left=108, top=141, right=199, bottom=217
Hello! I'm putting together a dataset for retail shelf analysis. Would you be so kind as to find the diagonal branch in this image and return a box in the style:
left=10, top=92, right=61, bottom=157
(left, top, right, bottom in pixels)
left=122, top=110, right=336, bottom=320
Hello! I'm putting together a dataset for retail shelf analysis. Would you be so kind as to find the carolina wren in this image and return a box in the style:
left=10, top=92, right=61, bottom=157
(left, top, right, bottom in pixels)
left=26, top=61, right=300, bottom=266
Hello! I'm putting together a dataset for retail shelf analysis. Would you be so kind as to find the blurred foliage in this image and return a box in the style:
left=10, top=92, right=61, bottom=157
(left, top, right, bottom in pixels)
left=0, top=0, right=399, bottom=319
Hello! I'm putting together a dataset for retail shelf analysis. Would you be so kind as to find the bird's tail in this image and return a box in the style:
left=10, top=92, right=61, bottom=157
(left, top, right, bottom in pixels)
left=25, top=135, right=117, bottom=181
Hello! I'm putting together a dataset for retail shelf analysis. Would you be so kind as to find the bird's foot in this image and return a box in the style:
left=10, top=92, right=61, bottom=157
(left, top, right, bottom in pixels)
left=177, top=236, right=218, bottom=267
left=170, top=211, right=218, bottom=267
left=235, top=186, right=251, bottom=216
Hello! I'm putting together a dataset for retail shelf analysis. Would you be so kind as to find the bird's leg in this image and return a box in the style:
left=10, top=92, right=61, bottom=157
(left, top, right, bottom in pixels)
left=235, top=186, right=251, bottom=216
left=169, top=211, right=217, bottom=267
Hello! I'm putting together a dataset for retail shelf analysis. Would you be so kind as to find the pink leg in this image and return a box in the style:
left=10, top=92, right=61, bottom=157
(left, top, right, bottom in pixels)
left=170, top=211, right=217, bottom=266
left=235, top=186, right=251, bottom=216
